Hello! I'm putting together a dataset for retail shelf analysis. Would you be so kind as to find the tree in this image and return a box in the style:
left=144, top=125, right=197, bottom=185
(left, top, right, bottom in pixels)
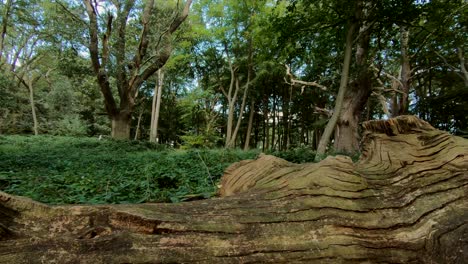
left=149, top=69, right=164, bottom=143
left=191, top=0, right=265, bottom=148
left=315, top=20, right=356, bottom=160
left=82, top=0, right=192, bottom=139
left=0, top=0, right=47, bottom=135
left=1, top=116, right=467, bottom=262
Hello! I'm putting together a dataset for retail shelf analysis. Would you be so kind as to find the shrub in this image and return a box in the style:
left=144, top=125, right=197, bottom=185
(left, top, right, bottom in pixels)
left=267, top=146, right=317, bottom=163
left=0, top=136, right=258, bottom=204
left=52, top=115, right=88, bottom=136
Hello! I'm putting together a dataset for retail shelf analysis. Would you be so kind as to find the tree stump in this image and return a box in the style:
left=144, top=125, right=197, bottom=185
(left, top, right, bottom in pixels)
left=1, top=116, right=467, bottom=263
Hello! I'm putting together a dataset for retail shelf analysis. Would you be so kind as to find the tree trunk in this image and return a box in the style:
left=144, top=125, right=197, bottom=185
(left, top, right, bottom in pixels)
left=0, top=0, right=12, bottom=64
left=111, top=113, right=131, bottom=140
left=333, top=78, right=371, bottom=154
left=398, top=25, right=411, bottom=115
left=333, top=1, right=373, bottom=155
left=134, top=108, right=144, bottom=141
left=150, top=69, right=164, bottom=143
left=315, top=21, right=356, bottom=160
left=230, top=78, right=249, bottom=148
left=27, top=79, right=38, bottom=136
left=1, top=116, right=467, bottom=263
left=271, top=97, right=277, bottom=150
left=244, top=99, right=255, bottom=150
left=457, top=47, right=468, bottom=87
left=263, top=96, right=269, bottom=151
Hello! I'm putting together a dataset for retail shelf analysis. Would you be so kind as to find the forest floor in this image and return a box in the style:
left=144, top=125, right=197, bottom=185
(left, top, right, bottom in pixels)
left=0, top=135, right=319, bottom=205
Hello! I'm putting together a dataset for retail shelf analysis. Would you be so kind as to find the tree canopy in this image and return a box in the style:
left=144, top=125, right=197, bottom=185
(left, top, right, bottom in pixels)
left=0, top=0, right=466, bottom=149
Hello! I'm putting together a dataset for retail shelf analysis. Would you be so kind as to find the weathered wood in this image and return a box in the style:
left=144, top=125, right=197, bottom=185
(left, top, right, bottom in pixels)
left=1, top=115, right=467, bottom=263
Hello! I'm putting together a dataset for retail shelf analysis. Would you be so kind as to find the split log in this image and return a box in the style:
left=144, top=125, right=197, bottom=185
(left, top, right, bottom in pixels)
left=1, top=115, right=467, bottom=263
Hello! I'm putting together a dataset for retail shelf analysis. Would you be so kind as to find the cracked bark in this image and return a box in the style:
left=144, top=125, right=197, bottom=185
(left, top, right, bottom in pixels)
left=1, top=115, right=467, bottom=263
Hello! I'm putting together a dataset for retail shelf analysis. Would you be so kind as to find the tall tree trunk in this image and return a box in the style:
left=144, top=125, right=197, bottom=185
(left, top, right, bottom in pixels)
left=150, top=69, right=164, bottom=143
left=333, top=1, right=373, bottom=155
left=458, top=47, right=468, bottom=87
left=390, top=68, right=402, bottom=117
left=1, top=116, right=467, bottom=263
left=315, top=21, right=356, bottom=160
left=398, top=25, right=411, bottom=115
left=134, top=108, right=144, bottom=141
left=224, top=61, right=238, bottom=148
left=229, top=78, right=249, bottom=148
left=263, top=97, right=269, bottom=151
left=282, top=87, right=290, bottom=150
left=244, top=99, right=255, bottom=150
left=27, top=77, right=38, bottom=136
left=0, top=0, right=12, bottom=65
left=271, top=97, right=277, bottom=150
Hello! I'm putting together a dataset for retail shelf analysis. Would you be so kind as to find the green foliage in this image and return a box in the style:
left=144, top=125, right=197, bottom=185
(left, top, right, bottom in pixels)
left=269, top=146, right=361, bottom=163
left=180, top=134, right=205, bottom=149
left=267, top=146, right=317, bottom=163
left=50, top=115, right=88, bottom=136
left=0, top=136, right=258, bottom=204
left=180, top=134, right=221, bottom=149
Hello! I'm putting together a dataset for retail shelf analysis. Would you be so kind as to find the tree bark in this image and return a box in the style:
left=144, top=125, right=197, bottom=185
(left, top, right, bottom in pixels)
left=398, top=25, right=411, bottom=115
left=244, top=99, right=255, bottom=150
left=134, top=108, right=144, bottom=141
left=1, top=116, right=467, bottom=263
left=27, top=76, right=38, bottom=136
left=333, top=0, right=373, bottom=155
left=457, top=47, right=468, bottom=87
left=315, top=21, right=356, bottom=160
left=150, top=69, right=164, bottom=143
left=111, top=113, right=131, bottom=140
left=223, top=54, right=237, bottom=148
left=0, top=0, right=12, bottom=65
left=263, top=95, right=269, bottom=151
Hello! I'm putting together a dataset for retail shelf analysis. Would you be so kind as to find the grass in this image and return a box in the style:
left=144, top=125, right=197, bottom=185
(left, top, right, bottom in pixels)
left=0, top=135, right=259, bottom=204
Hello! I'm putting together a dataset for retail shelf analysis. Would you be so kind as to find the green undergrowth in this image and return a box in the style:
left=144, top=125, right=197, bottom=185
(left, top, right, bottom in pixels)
left=0, top=136, right=359, bottom=205
left=267, top=146, right=318, bottom=163
left=267, top=147, right=360, bottom=163
left=0, top=135, right=259, bottom=204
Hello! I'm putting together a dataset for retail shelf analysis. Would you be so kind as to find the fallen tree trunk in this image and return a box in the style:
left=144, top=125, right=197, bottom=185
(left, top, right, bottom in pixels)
left=1, top=116, right=467, bottom=263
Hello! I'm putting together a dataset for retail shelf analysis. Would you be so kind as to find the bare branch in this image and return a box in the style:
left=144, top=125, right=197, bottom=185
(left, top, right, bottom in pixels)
left=83, top=0, right=118, bottom=116
left=457, top=47, right=468, bottom=87
left=169, top=0, right=192, bottom=34
left=135, top=0, right=192, bottom=94
left=314, top=106, right=333, bottom=117
left=370, top=64, right=405, bottom=89
left=101, top=14, right=113, bottom=68
left=55, top=1, right=87, bottom=26
left=134, top=0, right=154, bottom=68
left=285, top=64, right=327, bottom=91
left=372, top=91, right=391, bottom=117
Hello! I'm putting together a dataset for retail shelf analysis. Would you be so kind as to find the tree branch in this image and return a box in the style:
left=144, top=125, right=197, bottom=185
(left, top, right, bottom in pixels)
left=285, top=64, right=327, bottom=91
left=169, top=0, right=192, bottom=34
left=83, top=0, right=118, bottom=116
left=134, top=0, right=192, bottom=96
left=101, top=13, right=113, bottom=68
left=458, top=47, right=468, bottom=87
left=115, top=0, right=135, bottom=103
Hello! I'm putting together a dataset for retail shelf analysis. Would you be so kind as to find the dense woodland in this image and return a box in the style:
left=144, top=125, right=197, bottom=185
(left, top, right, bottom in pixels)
left=0, top=0, right=467, bottom=154
left=0, top=1, right=468, bottom=261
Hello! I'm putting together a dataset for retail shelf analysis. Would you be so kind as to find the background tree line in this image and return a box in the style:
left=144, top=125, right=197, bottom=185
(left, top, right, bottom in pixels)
left=0, top=0, right=466, bottom=155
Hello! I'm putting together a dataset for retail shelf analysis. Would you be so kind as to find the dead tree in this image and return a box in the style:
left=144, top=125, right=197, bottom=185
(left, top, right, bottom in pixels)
left=0, top=115, right=467, bottom=263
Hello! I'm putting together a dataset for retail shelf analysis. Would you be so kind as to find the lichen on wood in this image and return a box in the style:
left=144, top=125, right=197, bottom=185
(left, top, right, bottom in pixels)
left=1, top=115, right=467, bottom=263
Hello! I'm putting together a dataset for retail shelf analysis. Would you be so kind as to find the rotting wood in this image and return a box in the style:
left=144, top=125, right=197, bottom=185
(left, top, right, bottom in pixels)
left=1, top=115, right=467, bottom=263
